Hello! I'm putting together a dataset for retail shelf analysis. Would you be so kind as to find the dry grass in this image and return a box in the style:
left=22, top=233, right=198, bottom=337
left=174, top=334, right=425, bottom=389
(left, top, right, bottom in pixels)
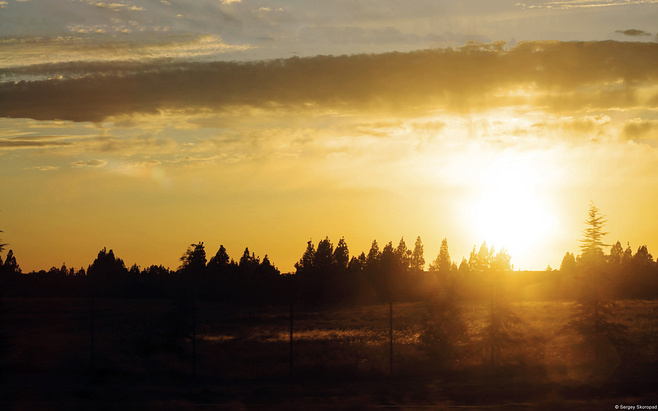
left=3, top=298, right=658, bottom=408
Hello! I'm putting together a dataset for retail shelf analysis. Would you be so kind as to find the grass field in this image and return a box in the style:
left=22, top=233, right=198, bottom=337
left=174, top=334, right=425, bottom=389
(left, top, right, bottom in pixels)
left=2, top=298, right=658, bottom=409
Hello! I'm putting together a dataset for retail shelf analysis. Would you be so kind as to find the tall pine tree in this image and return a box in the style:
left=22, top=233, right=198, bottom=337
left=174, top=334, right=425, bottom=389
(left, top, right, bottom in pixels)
left=568, top=204, right=626, bottom=348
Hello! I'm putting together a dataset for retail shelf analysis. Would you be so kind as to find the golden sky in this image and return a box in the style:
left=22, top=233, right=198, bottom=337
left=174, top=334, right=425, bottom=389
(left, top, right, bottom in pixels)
left=1, top=1, right=657, bottom=272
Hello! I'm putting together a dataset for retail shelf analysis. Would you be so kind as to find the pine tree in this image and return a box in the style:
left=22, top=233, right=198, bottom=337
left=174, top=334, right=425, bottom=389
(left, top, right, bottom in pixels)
left=429, top=238, right=452, bottom=275
left=208, top=245, right=230, bottom=271
left=2, top=250, right=20, bottom=275
left=621, top=243, right=633, bottom=266
left=608, top=241, right=624, bottom=265
left=313, top=237, right=335, bottom=277
left=568, top=204, right=626, bottom=348
left=366, top=240, right=380, bottom=267
left=394, top=237, right=412, bottom=271
left=294, top=240, right=316, bottom=276
left=178, top=242, right=206, bottom=376
left=333, top=237, right=350, bottom=273
left=180, top=242, right=207, bottom=274
left=410, top=236, right=425, bottom=273
left=559, top=252, right=577, bottom=273
left=479, top=248, right=522, bottom=368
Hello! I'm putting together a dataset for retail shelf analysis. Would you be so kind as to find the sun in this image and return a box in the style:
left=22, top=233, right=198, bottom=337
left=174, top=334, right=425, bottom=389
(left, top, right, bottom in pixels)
left=463, top=157, right=559, bottom=269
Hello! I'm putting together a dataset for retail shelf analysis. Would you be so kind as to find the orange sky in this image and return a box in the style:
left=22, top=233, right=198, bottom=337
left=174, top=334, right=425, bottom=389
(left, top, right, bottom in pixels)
left=1, top=1, right=657, bottom=272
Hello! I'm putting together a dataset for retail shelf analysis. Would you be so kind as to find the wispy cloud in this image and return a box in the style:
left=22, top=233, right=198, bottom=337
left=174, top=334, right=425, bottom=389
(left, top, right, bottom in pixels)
left=0, top=34, right=252, bottom=73
left=71, top=159, right=107, bottom=168
left=616, top=29, right=653, bottom=36
left=23, top=165, right=59, bottom=171
left=0, top=138, right=73, bottom=149
left=521, top=0, right=658, bottom=9
left=89, top=1, right=145, bottom=12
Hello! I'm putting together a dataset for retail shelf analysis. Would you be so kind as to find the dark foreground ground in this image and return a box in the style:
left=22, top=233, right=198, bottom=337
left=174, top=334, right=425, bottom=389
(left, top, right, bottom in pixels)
left=1, top=298, right=657, bottom=409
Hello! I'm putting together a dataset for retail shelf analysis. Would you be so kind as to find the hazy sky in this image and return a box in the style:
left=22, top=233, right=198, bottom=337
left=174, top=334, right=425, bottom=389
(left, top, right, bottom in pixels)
left=1, top=0, right=657, bottom=272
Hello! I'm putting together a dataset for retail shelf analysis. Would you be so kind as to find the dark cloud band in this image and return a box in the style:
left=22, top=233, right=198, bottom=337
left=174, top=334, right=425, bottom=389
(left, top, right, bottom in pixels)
left=1, top=41, right=657, bottom=123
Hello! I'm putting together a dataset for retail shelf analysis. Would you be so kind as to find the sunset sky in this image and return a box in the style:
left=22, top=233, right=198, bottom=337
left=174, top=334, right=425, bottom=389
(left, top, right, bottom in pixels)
left=1, top=0, right=658, bottom=273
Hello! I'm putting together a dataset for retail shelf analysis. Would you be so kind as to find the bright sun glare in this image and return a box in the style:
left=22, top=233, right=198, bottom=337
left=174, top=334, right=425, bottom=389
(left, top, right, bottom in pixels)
left=464, top=157, right=558, bottom=268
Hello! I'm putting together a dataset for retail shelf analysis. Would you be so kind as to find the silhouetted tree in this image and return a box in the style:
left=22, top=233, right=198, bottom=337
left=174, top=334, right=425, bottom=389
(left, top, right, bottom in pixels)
left=394, top=237, right=412, bottom=271
left=333, top=237, right=350, bottom=274
left=238, top=247, right=259, bottom=282
left=410, top=236, right=425, bottom=273
left=178, top=242, right=206, bottom=376
left=366, top=240, right=380, bottom=267
left=478, top=247, right=523, bottom=368
left=560, top=252, right=577, bottom=273
left=621, top=242, right=633, bottom=266
left=88, top=248, right=128, bottom=297
left=632, top=245, right=654, bottom=267
left=622, top=245, right=658, bottom=298
left=568, top=204, right=626, bottom=350
left=204, top=245, right=237, bottom=300
left=129, top=263, right=140, bottom=276
left=419, top=291, right=468, bottom=371
left=608, top=241, right=624, bottom=265
left=143, top=265, right=171, bottom=277
left=258, top=255, right=280, bottom=277
left=330, top=237, right=352, bottom=300
left=381, top=242, right=397, bottom=300
left=0, top=231, right=8, bottom=371
left=180, top=242, right=207, bottom=275
left=429, top=238, right=452, bottom=276
left=466, top=244, right=523, bottom=367
left=469, top=242, right=495, bottom=273
left=364, top=240, right=386, bottom=301
left=208, top=245, right=230, bottom=270
left=347, top=251, right=369, bottom=303
left=313, top=237, right=335, bottom=278
left=2, top=250, right=20, bottom=276
left=491, top=248, right=512, bottom=272
left=458, top=258, right=469, bottom=275
left=348, top=252, right=366, bottom=273
left=294, top=240, right=315, bottom=277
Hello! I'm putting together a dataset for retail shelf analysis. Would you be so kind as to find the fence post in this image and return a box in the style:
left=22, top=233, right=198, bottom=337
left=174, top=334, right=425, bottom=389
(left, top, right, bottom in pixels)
left=89, top=274, right=95, bottom=373
left=290, top=299, right=294, bottom=377
left=389, top=300, right=393, bottom=375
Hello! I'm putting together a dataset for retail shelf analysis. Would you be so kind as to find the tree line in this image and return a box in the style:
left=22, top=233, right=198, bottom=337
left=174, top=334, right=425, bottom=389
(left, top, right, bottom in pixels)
left=1, top=205, right=656, bottom=372
left=1, top=218, right=658, bottom=302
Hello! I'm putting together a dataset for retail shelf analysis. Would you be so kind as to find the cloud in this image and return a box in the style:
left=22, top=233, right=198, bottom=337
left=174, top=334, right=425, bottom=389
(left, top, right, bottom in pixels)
left=1, top=41, right=657, bottom=122
left=616, top=29, right=652, bottom=36
left=296, top=25, right=490, bottom=47
left=24, top=165, right=59, bottom=171
left=524, top=0, right=658, bottom=9
left=0, top=35, right=252, bottom=73
left=0, top=138, right=73, bottom=148
left=622, top=118, right=658, bottom=139
left=91, top=1, right=144, bottom=12
left=71, top=159, right=107, bottom=168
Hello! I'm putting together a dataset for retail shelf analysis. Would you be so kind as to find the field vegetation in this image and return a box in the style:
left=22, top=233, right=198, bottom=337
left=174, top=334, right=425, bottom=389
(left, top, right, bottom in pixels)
left=2, top=208, right=658, bottom=408
left=2, top=297, right=657, bottom=409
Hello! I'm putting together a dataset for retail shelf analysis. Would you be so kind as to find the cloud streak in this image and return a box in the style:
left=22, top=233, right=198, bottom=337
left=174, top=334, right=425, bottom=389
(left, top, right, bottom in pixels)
left=523, top=0, right=658, bottom=9
left=615, top=29, right=653, bottom=36
left=1, top=41, right=657, bottom=123
left=0, top=138, right=73, bottom=148
left=71, top=159, right=108, bottom=168
left=0, top=35, right=251, bottom=73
